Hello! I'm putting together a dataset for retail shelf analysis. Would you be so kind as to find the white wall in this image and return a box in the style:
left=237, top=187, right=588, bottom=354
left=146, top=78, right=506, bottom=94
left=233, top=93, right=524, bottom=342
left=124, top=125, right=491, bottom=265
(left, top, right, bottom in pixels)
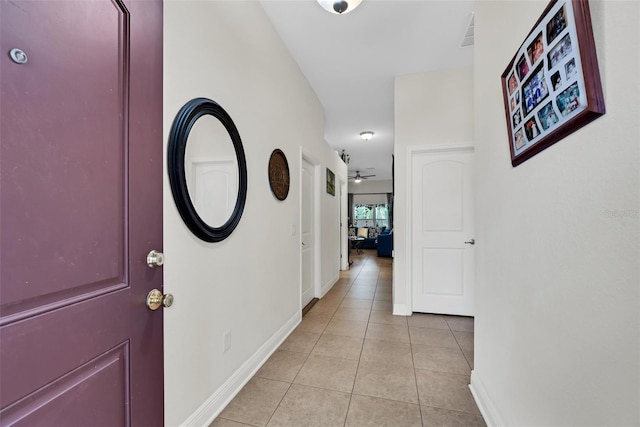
left=348, top=179, right=393, bottom=194
left=393, top=67, right=474, bottom=315
left=472, top=1, right=640, bottom=425
left=163, top=2, right=346, bottom=425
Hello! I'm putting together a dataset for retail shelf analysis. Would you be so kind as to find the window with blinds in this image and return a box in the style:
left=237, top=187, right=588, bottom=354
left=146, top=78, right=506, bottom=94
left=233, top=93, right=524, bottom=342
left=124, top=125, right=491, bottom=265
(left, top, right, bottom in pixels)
left=353, top=203, right=389, bottom=228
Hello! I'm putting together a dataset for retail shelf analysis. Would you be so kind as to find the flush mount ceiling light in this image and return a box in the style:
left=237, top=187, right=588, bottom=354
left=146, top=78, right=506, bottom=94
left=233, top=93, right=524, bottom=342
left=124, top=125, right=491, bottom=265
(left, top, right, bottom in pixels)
left=360, top=131, right=374, bottom=141
left=316, top=0, right=363, bottom=15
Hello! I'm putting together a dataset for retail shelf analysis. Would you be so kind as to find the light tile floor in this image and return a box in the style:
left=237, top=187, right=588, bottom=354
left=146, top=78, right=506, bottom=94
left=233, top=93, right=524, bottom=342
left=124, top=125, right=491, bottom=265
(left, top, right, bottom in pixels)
left=212, top=250, right=484, bottom=427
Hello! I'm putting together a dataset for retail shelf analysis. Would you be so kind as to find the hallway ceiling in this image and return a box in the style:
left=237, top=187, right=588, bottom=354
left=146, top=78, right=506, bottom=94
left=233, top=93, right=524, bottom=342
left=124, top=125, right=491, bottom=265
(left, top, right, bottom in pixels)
left=260, top=0, right=474, bottom=181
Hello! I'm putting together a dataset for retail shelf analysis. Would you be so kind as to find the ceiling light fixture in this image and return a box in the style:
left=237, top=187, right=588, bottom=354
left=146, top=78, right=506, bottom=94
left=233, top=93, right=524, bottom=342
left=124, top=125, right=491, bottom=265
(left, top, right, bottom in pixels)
left=354, top=176, right=362, bottom=183
left=316, top=0, right=363, bottom=15
left=360, top=131, right=374, bottom=141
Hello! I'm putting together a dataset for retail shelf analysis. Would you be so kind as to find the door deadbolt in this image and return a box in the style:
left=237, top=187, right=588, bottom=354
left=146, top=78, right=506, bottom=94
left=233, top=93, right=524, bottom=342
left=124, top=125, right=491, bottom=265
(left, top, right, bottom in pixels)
left=147, top=250, right=164, bottom=268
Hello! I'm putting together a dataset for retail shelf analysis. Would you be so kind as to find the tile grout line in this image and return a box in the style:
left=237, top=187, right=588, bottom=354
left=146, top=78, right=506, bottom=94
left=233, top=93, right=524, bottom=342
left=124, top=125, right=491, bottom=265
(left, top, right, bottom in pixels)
left=295, top=252, right=364, bottom=427
left=339, top=255, right=367, bottom=427
left=408, top=311, right=425, bottom=425
left=264, top=258, right=363, bottom=427
left=344, top=262, right=382, bottom=427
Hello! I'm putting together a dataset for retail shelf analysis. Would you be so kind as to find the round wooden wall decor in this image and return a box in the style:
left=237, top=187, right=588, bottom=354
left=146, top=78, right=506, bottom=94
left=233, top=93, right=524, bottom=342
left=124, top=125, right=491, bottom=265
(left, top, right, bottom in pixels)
left=268, top=149, right=290, bottom=201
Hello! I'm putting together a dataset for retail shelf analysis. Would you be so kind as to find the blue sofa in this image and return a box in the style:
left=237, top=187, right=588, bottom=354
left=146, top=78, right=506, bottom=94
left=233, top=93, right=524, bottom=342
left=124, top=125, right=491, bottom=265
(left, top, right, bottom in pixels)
left=376, top=229, right=393, bottom=257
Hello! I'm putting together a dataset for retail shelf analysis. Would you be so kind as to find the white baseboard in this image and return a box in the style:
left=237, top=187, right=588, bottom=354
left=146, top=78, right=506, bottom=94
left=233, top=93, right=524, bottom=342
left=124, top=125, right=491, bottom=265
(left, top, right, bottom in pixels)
left=393, top=303, right=411, bottom=316
left=469, top=370, right=504, bottom=427
left=181, top=311, right=301, bottom=427
left=320, top=273, right=340, bottom=297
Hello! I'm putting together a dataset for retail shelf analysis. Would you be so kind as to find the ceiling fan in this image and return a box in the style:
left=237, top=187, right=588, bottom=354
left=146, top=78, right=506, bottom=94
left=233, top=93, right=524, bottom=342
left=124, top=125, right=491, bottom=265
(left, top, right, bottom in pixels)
left=348, top=170, right=375, bottom=182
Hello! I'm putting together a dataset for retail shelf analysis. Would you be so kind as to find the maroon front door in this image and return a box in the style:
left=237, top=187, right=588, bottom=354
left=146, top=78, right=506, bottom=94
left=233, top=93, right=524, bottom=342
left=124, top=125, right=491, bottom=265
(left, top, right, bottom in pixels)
left=0, top=1, right=163, bottom=425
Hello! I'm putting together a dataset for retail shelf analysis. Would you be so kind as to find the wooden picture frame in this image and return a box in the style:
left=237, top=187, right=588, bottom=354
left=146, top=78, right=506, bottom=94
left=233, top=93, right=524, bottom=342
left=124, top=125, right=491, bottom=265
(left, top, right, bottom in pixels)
left=501, top=0, right=605, bottom=166
left=326, top=168, right=335, bottom=196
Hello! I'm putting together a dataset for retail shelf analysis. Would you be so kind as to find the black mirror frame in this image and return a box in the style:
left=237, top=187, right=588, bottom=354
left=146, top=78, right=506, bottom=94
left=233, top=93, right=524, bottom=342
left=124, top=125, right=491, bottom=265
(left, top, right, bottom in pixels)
left=167, top=98, right=248, bottom=242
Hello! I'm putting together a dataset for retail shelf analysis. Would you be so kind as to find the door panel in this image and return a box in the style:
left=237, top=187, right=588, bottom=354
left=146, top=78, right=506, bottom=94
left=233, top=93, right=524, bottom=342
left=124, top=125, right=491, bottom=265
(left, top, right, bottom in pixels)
left=412, top=149, right=475, bottom=316
left=301, top=159, right=315, bottom=308
left=422, top=162, right=464, bottom=231
left=1, top=343, right=129, bottom=427
left=0, top=0, right=126, bottom=320
left=0, top=0, right=163, bottom=425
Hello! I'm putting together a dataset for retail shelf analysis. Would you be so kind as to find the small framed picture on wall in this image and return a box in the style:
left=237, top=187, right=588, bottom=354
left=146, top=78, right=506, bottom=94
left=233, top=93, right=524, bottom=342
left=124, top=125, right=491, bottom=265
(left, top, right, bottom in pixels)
left=326, top=168, right=335, bottom=196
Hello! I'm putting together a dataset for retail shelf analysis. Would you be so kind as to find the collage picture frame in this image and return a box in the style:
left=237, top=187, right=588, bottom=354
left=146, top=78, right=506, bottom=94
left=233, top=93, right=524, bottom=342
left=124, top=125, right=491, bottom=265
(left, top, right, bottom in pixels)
left=501, top=0, right=605, bottom=166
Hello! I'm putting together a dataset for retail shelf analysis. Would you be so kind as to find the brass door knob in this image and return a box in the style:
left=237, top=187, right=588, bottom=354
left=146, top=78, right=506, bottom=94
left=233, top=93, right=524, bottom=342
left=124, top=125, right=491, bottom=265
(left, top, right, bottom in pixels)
left=146, top=289, right=174, bottom=310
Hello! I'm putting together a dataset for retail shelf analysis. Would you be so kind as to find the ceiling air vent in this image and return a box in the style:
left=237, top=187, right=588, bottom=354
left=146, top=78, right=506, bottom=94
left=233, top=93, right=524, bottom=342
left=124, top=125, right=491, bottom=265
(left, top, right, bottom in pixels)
left=461, top=12, right=474, bottom=47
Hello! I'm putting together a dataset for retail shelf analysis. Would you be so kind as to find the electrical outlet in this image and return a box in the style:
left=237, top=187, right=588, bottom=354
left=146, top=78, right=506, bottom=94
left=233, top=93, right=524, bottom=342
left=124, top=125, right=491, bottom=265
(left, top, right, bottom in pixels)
left=223, top=330, right=231, bottom=352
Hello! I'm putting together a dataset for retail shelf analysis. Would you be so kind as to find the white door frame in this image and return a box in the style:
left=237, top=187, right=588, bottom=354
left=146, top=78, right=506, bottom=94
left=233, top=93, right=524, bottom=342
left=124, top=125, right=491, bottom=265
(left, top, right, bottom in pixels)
left=300, top=151, right=321, bottom=309
left=340, top=179, right=349, bottom=271
left=405, top=143, right=475, bottom=314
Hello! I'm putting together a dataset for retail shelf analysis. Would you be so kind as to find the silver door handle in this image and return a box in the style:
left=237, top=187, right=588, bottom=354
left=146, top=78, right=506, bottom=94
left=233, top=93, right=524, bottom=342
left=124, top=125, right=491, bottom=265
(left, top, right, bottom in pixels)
left=147, top=250, right=165, bottom=267
left=464, top=239, right=475, bottom=245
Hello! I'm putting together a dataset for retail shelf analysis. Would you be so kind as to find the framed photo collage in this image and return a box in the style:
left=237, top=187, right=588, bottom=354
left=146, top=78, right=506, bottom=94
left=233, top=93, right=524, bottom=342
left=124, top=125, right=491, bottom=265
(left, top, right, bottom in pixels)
left=501, top=0, right=605, bottom=166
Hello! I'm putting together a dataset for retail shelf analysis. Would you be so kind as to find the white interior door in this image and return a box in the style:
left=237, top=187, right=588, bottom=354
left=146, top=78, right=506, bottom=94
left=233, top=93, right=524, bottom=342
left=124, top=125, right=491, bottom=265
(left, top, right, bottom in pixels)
left=189, top=158, right=237, bottom=227
left=411, top=147, right=475, bottom=316
left=301, top=158, right=315, bottom=309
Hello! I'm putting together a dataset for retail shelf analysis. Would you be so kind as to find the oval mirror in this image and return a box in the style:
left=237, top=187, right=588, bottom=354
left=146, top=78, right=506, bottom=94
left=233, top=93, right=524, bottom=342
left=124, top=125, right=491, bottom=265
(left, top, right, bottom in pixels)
left=168, top=98, right=247, bottom=242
